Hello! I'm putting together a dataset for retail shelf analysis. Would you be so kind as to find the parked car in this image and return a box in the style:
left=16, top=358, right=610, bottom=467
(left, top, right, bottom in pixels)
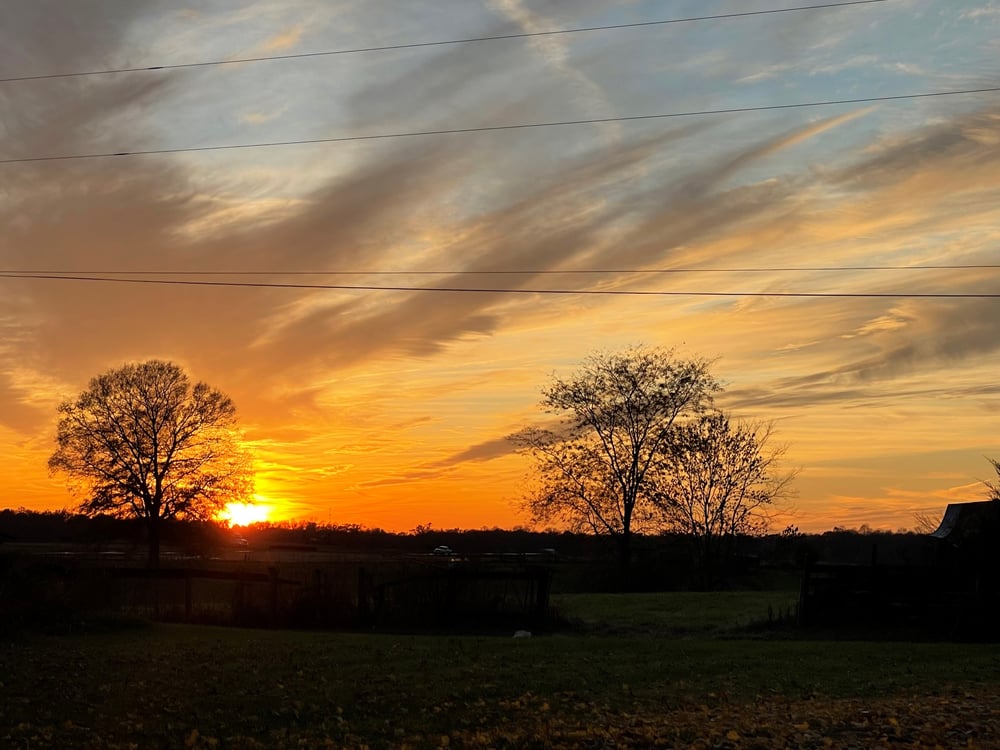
left=432, top=545, right=454, bottom=556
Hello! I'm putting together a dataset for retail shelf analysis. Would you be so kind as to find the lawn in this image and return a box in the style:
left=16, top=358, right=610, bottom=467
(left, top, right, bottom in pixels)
left=550, top=591, right=799, bottom=635
left=3, top=621, right=1000, bottom=748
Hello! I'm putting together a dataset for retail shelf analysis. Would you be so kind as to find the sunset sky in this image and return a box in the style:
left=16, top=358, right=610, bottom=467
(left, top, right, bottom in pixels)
left=2, top=0, right=999, bottom=533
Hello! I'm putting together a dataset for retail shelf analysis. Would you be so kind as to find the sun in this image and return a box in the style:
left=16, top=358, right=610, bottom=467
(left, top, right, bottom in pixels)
left=219, top=499, right=271, bottom=527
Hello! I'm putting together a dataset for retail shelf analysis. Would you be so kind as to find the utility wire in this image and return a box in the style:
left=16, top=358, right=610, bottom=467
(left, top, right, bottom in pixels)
left=1, top=273, right=997, bottom=299
left=3, top=85, right=999, bottom=166
left=0, top=1, right=888, bottom=85
left=2, top=265, right=998, bottom=276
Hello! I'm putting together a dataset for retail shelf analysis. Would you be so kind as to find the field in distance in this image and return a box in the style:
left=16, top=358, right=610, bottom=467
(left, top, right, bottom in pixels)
left=551, top=591, right=800, bottom=636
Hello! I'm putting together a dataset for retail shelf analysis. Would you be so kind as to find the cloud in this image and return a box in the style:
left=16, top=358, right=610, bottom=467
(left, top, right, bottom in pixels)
left=817, top=480, right=986, bottom=530
left=425, top=435, right=518, bottom=468
left=486, top=0, right=619, bottom=137
left=262, top=25, right=306, bottom=52
left=831, top=109, right=1000, bottom=193
left=352, top=468, right=452, bottom=490
left=842, top=307, right=914, bottom=339
left=3, top=58, right=973, bottom=424
left=959, top=7, right=1000, bottom=21
left=239, top=106, right=290, bottom=125
left=0, top=375, right=48, bottom=434
left=727, top=380, right=1000, bottom=412
left=833, top=301, right=1000, bottom=384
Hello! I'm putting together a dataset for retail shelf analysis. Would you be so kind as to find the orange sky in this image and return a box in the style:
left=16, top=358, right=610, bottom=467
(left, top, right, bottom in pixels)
left=2, top=0, right=999, bottom=533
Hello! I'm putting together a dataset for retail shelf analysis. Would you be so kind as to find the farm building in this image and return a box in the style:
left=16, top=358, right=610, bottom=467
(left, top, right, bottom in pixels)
left=799, top=500, right=1000, bottom=638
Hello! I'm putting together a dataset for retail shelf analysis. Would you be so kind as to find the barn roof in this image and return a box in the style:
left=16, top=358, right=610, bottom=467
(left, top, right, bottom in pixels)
left=931, top=500, right=1000, bottom=540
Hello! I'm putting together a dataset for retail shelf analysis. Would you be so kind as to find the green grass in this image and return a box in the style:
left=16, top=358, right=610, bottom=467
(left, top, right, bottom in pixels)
left=551, top=590, right=799, bottom=634
left=3, top=624, right=1000, bottom=748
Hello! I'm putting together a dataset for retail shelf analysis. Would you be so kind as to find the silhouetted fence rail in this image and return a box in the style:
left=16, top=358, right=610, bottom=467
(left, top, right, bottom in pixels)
left=1, top=549, right=555, bottom=631
left=360, top=560, right=553, bottom=630
left=107, top=566, right=302, bottom=625
left=798, top=560, right=1000, bottom=638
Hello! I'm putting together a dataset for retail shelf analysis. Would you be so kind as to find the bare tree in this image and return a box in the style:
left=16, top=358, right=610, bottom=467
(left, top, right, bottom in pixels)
left=985, top=457, right=1000, bottom=501
left=49, top=360, right=253, bottom=566
left=911, top=511, right=942, bottom=535
left=510, top=347, right=719, bottom=579
left=652, top=412, right=794, bottom=587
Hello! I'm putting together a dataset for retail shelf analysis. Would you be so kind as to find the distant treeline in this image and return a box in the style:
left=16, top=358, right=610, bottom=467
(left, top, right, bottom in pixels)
left=0, top=508, right=940, bottom=567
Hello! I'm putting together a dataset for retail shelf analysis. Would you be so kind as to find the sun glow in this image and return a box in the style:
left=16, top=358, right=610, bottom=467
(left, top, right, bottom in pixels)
left=219, top=500, right=271, bottom=527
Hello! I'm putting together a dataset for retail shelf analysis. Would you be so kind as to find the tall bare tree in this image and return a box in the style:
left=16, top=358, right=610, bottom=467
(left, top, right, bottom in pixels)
left=49, top=360, right=253, bottom=566
left=510, top=347, right=719, bottom=578
left=652, top=412, right=793, bottom=587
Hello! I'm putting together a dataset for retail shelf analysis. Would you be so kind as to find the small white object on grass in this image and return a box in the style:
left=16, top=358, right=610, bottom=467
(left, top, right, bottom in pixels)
left=513, top=630, right=532, bottom=638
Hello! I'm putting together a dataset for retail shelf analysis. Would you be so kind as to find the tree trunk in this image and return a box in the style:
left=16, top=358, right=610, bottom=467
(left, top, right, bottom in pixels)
left=700, top=535, right=715, bottom=590
left=147, top=517, right=161, bottom=568
left=691, top=534, right=714, bottom=590
left=616, top=528, right=632, bottom=591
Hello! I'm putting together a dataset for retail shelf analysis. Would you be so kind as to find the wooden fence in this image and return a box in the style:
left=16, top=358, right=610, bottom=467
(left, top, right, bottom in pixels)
left=3, top=551, right=555, bottom=631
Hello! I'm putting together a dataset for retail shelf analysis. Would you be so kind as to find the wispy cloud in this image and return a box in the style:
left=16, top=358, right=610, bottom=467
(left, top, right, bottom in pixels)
left=959, top=6, right=1000, bottom=20
left=239, top=106, right=290, bottom=125
left=486, top=0, right=619, bottom=137
left=262, top=24, right=306, bottom=52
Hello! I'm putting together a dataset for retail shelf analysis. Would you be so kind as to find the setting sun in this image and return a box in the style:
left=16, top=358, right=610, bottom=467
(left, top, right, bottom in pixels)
left=219, top=501, right=271, bottom=528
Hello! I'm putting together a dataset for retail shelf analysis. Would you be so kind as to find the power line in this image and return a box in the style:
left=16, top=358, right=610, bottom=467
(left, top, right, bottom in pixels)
left=1, top=272, right=997, bottom=299
left=3, top=85, right=998, bottom=166
left=0, top=1, right=888, bottom=85
left=1, top=264, right=998, bottom=276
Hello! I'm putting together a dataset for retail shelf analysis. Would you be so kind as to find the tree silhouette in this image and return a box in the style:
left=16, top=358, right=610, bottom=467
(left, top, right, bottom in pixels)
left=986, top=458, right=1000, bottom=501
left=652, top=412, right=794, bottom=587
left=511, top=347, right=719, bottom=581
left=49, top=360, right=253, bottom=566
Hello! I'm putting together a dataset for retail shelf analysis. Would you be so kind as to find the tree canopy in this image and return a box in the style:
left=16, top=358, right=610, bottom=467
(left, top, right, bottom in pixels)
left=49, top=360, right=253, bottom=565
left=510, top=347, right=720, bottom=572
left=652, top=412, right=794, bottom=586
left=511, top=346, right=793, bottom=587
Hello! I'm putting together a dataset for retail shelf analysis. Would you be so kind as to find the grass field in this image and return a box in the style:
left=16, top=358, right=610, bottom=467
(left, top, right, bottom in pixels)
left=3, top=603, right=1000, bottom=749
left=551, top=591, right=799, bottom=635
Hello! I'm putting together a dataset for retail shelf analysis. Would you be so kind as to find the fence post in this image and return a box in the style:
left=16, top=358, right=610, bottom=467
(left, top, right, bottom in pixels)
left=798, top=558, right=811, bottom=627
left=358, top=567, right=371, bottom=627
left=269, top=566, right=279, bottom=626
left=233, top=576, right=245, bottom=624
left=534, top=566, right=553, bottom=624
